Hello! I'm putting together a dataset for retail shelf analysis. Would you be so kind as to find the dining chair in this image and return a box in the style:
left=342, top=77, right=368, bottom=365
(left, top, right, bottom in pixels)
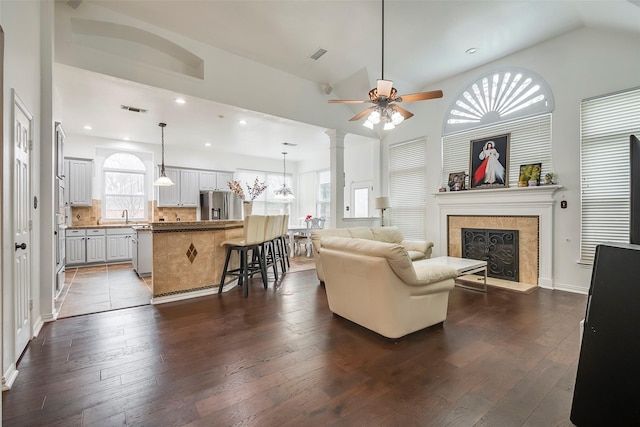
left=294, top=217, right=325, bottom=256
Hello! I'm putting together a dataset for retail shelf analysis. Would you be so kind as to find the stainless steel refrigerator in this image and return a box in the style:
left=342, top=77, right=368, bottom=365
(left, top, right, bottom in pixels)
left=200, top=191, right=243, bottom=220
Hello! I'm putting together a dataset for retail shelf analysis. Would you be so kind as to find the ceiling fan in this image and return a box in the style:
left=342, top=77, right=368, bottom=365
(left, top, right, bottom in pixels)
left=328, top=0, right=443, bottom=130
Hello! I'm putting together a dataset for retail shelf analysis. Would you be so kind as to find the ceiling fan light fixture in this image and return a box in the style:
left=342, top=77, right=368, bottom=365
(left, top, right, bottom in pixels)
left=383, top=121, right=395, bottom=131
left=368, top=110, right=381, bottom=124
left=363, top=120, right=374, bottom=129
left=391, top=110, right=404, bottom=126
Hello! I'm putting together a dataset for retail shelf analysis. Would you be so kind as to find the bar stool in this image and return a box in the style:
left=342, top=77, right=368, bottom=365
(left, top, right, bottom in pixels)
left=259, top=215, right=280, bottom=281
left=273, top=215, right=289, bottom=273
left=218, top=215, right=268, bottom=297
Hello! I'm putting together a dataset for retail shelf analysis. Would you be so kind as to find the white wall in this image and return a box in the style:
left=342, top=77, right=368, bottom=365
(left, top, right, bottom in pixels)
left=1, top=0, right=45, bottom=390
left=382, top=27, right=640, bottom=294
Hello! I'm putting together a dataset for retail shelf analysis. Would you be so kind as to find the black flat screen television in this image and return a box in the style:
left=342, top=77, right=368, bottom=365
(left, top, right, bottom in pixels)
left=631, top=135, right=640, bottom=244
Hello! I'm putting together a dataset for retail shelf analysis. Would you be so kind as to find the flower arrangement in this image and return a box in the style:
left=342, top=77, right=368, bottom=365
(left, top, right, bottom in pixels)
left=305, top=214, right=313, bottom=221
left=228, top=177, right=267, bottom=201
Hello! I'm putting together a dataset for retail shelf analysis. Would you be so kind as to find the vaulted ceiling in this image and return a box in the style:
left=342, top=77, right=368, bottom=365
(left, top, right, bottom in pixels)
left=55, top=0, right=640, bottom=160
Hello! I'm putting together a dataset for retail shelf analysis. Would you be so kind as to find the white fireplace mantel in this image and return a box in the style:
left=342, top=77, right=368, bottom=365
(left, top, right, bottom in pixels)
left=434, top=185, right=562, bottom=289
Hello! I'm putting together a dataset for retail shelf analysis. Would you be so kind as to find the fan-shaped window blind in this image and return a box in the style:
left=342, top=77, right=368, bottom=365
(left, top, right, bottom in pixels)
left=442, top=114, right=552, bottom=189
left=389, top=139, right=427, bottom=240
left=443, top=67, right=554, bottom=135
left=580, top=87, right=640, bottom=264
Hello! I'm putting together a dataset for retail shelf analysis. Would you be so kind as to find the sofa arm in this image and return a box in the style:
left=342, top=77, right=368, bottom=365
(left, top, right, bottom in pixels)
left=403, top=261, right=458, bottom=287
left=401, top=240, right=434, bottom=257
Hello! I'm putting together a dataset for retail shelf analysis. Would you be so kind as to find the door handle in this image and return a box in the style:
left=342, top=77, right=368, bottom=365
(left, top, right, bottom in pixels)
left=15, top=242, right=27, bottom=251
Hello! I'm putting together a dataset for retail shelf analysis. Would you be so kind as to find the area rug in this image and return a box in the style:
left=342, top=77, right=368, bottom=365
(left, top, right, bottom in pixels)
left=287, top=255, right=316, bottom=273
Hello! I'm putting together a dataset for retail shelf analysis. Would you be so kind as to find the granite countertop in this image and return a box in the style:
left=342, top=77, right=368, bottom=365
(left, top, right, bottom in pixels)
left=150, top=219, right=244, bottom=231
left=66, top=224, right=144, bottom=230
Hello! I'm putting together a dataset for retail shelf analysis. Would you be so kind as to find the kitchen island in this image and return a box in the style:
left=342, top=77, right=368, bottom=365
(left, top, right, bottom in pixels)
left=149, top=219, right=244, bottom=303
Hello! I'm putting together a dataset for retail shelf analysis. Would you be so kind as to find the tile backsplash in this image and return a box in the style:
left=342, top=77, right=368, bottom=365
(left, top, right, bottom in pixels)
left=70, top=200, right=196, bottom=226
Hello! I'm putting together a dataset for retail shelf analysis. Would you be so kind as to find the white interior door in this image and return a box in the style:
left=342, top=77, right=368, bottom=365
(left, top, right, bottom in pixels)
left=13, top=90, right=33, bottom=360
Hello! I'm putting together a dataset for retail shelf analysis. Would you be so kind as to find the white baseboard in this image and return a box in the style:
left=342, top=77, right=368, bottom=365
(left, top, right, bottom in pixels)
left=2, top=364, right=19, bottom=391
left=551, top=281, right=589, bottom=295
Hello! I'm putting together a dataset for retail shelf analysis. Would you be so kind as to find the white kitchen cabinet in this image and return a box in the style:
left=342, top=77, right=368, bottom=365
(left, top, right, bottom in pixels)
left=180, top=169, right=199, bottom=206
left=66, top=229, right=86, bottom=265
left=132, top=229, right=152, bottom=277
left=85, top=229, right=106, bottom=263
left=65, top=158, right=93, bottom=207
left=106, top=228, right=134, bottom=262
left=157, top=167, right=199, bottom=207
left=199, top=170, right=234, bottom=191
left=199, top=171, right=217, bottom=191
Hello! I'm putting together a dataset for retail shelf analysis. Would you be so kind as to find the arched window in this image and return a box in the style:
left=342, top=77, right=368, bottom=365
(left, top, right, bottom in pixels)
left=443, top=67, right=554, bottom=135
left=102, top=152, right=147, bottom=221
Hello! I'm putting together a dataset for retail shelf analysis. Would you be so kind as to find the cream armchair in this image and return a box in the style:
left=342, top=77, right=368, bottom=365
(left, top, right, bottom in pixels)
left=310, top=226, right=434, bottom=284
left=319, top=236, right=458, bottom=339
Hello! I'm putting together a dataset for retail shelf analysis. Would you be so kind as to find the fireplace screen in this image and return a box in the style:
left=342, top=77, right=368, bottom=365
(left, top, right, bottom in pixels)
left=461, top=228, right=519, bottom=282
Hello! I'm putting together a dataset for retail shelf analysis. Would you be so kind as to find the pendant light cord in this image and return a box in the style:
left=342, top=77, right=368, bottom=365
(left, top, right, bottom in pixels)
left=159, top=122, right=167, bottom=174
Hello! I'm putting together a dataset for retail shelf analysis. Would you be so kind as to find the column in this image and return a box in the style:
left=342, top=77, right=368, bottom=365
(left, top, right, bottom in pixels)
left=326, top=129, right=346, bottom=228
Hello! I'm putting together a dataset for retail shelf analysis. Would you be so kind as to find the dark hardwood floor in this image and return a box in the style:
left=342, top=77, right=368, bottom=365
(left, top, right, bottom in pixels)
left=3, top=269, right=586, bottom=426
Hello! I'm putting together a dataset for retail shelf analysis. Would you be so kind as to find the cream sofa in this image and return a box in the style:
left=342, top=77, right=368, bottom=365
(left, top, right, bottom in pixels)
left=318, top=236, right=458, bottom=339
left=310, top=226, right=433, bottom=284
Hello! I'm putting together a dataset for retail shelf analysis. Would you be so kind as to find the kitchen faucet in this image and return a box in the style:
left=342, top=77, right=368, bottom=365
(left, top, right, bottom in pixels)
left=122, top=209, right=129, bottom=224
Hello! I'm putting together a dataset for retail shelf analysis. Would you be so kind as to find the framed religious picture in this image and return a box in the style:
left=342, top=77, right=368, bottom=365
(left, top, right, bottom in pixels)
left=447, top=172, right=466, bottom=191
left=469, top=133, right=510, bottom=189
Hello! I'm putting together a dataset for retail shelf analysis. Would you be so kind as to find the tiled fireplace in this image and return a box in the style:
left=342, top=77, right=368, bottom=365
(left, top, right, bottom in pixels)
left=434, top=185, right=561, bottom=289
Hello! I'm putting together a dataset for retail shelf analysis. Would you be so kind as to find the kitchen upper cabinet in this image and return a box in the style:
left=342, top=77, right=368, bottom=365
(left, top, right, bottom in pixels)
left=157, top=167, right=199, bottom=207
left=199, top=171, right=233, bottom=191
left=180, top=169, right=199, bottom=206
left=65, top=158, right=93, bottom=207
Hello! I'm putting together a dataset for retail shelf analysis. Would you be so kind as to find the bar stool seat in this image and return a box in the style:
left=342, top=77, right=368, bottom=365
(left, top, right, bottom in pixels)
left=219, top=215, right=268, bottom=297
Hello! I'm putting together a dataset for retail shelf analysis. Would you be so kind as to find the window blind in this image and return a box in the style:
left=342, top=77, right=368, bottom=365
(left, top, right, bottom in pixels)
left=389, top=139, right=427, bottom=240
left=580, top=88, right=640, bottom=264
left=442, top=114, right=552, bottom=189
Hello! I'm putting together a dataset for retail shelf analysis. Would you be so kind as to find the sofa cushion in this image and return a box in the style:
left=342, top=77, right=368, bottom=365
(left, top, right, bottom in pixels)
left=407, top=250, right=427, bottom=261
left=370, top=226, right=404, bottom=244
left=348, top=227, right=375, bottom=240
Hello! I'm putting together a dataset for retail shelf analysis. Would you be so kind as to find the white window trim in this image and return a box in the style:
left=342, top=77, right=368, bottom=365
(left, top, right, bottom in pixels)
left=99, top=149, right=150, bottom=222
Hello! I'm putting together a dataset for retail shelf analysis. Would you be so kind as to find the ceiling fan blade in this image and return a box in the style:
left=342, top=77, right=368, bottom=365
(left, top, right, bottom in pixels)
left=397, top=90, right=444, bottom=102
left=328, top=99, right=368, bottom=104
left=349, top=106, right=376, bottom=122
left=393, top=104, right=414, bottom=120
left=376, top=79, right=393, bottom=98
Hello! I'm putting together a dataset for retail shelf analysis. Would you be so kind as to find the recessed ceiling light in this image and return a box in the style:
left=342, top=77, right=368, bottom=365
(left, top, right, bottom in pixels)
left=466, top=47, right=478, bottom=54
left=123, top=136, right=130, bottom=141
left=205, top=142, right=211, bottom=147
left=175, top=98, right=186, bottom=104
left=83, top=125, right=92, bottom=130
left=238, top=120, right=247, bottom=125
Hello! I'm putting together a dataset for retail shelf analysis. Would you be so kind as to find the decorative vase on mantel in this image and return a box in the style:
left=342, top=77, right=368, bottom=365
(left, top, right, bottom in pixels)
left=243, top=201, right=252, bottom=217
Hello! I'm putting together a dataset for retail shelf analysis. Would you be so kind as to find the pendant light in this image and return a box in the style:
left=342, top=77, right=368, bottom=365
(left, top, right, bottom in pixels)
left=154, top=122, right=175, bottom=186
left=274, top=152, right=295, bottom=200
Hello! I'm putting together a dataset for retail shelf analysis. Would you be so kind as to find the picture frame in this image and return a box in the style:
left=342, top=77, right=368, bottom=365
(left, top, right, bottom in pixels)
left=518, top=163, right=542, bottom=187
left=469, top=133, right=510, bottom=189
left=447, top=172, right=466, bottom=191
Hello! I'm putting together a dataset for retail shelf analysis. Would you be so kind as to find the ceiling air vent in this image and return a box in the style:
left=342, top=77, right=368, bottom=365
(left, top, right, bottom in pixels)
left=121, top=105, right=148, bottom=113
left=309, top=48, right=327, bottom=61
